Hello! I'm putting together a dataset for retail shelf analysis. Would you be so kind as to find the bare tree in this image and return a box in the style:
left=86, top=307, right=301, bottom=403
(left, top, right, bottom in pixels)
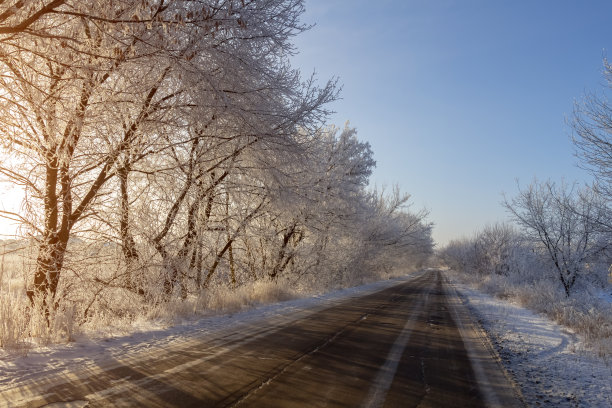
left=0, top=0, right=210, bottom=311
left=473, top=223, right=523, bottom=276
left=0, top=0, right=66, bottom=35
left=0, top=1, right=434, bottom=331
left=504, top=180, right=609, bottom=296
left=572, top=60, right=612, bottom=202
left=0, top=0, right=337, bottom=312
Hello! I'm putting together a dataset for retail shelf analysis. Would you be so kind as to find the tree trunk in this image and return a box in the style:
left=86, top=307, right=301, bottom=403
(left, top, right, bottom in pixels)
left=205, top=237, right=233, bottom=287
left=269, top=222, right=298, bottom=280
left=225, top=191, right=236, bottom=289
left=28, top=154, right=70, bottom=316
left=118, top=162, right=143, bottom=295
left=204, top=200, right=265, bottom=287
left=244, top=238, right=257, bottom=280
left=29, top=230, right=69, bottom=317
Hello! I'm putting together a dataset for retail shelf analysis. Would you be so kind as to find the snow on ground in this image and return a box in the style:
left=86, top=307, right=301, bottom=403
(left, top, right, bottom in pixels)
left=448, top=275, right=612, bottom=408
left=0, top=272, right=425, bottom=391
left=3, top=269, right=609, bottom=408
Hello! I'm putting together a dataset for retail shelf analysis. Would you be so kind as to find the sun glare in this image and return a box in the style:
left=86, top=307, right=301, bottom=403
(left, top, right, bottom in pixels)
left=0, top=182, right=23, bottom=238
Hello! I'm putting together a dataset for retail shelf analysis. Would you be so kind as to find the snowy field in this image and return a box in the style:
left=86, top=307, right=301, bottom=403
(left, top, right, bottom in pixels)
left=448, top=275, right=612, bottom=408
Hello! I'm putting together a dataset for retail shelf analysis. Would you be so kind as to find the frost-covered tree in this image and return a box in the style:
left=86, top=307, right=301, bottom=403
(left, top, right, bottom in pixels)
left=358, top=187, right=433, bottom=273
left=0, top=1, right=434, bottom=333
left=572, top=60, right=612, bottom=203
left=439, top=237, right=477, bottom=273
left=0, top=0, right=337, bottom=310
left=504, top=180, right=609, bottom=296
left=0, top=0, right=188, bottom=309
left=473, top=223, right=524, bottom=276
left=0, top=1, right=66, bottom=35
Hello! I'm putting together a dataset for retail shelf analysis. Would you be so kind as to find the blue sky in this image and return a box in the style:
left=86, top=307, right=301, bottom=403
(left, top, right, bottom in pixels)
left=291, top=0, right=612, bottom=245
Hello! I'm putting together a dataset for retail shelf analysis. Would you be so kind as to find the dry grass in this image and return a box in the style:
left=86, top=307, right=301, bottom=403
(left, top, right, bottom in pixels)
left=0, top=236, right=425, bottom=352
left=451, top=269, right=612, bottom=357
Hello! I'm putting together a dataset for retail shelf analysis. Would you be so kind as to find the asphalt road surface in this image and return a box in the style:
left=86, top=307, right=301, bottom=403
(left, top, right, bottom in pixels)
left=3, top=270, right=524, bottom=407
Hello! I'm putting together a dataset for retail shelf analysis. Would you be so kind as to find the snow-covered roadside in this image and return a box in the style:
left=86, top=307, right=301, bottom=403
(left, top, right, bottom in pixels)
left=447, top=274, right=612, bottom=408
left=0, top=272, right=425, bottom=391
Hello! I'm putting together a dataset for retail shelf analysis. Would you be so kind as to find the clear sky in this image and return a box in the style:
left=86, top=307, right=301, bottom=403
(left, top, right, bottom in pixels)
left=0, top=1, right=610, bottom=244
left=290, top=0, right=612, bottom=246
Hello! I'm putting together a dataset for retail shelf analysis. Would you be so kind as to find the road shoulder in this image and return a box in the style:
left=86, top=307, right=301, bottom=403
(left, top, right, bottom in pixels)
left=442, top=272, right=526, bottom=408
left=446, top=271, right=612, bottom=407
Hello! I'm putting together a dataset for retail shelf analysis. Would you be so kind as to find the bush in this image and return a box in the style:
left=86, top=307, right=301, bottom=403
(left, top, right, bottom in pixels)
left=441, top=225, right=612, bottom=357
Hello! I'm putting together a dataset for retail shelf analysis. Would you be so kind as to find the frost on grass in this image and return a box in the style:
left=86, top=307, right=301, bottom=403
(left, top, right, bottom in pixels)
left=0, top=274, right=419, bottom=390
left=440, top=223, right=612, bottom=357
left=447, top=271, right=612, bottom=408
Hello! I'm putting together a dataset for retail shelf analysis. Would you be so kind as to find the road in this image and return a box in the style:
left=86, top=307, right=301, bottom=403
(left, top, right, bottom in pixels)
left=3, top=270, right=524, bottom=407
